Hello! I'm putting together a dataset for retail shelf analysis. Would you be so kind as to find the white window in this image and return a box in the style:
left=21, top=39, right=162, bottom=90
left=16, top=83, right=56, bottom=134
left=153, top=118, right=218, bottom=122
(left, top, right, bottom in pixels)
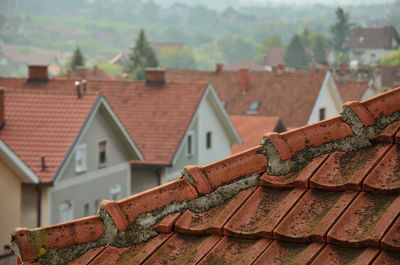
left=109, top=185, right=122, bottom=201
left=186, top=131, right=194, bottom=157
left=98, top=140, right=107, bottom=166
left=59, top=201, right=73, bottom=223
left=75, top=145, right=87, bottom=173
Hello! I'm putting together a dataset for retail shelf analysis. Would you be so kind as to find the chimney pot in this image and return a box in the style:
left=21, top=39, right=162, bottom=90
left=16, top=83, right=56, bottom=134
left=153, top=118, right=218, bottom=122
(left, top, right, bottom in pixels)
left=28, top=65, right=48, bottom=81
left=0, top=88, right=5, bottom=130
left=145, top=68, right=165, bottom=86
left=216, top=63, right=223, bottom=73
left=239, top=68, right=248, bottom=93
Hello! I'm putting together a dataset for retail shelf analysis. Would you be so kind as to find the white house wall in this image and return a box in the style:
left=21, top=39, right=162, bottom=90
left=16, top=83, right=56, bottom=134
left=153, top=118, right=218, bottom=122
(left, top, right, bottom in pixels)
left=349, top=48, right=395, bottom=65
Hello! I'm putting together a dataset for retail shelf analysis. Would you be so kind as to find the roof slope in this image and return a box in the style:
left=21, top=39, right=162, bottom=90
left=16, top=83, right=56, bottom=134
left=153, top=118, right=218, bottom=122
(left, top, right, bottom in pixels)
left=0, top=78, right=208, bottom=165
left=346, top=26, right=400, bottom=49
left=11, top=87, right=400, bottom=265
left=336, top=78, right=370, bottom=102
left=230, top=115, right=283, bottom=154
left=166, top=69, right=328, bottom=128
left=0, top=90, right=98, bottom=183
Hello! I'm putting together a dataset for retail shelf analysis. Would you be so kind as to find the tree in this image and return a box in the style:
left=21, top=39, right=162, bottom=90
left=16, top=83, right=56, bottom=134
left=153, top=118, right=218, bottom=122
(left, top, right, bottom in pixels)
left=312, top=36, right=326, bottom=64
left=70, top=46, right=85, bottom=70
left=380, top=47, right=400, bottom=66
left=284, top=34, right=308, bottom=68
left=124, top=29, right=158, bottom=80
left=257, top=34, right=284, bottom=57
left=330, top=7, right=353, bottom=60
left=159, top=47, right=197, bottom=70
left=214, top=33, right=257, bottom=64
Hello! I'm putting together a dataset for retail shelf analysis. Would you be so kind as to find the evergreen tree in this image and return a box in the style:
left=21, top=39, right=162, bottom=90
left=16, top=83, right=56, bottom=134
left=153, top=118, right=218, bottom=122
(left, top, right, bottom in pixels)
left=312, top=36, right=326, bottom=64
left=70, top=46, right=85, bottom=70
left=124, top=29, right=158, bottom=80
left=284, top=34, right=308, bottom=68
left=330, top=7, right=353, bottom=53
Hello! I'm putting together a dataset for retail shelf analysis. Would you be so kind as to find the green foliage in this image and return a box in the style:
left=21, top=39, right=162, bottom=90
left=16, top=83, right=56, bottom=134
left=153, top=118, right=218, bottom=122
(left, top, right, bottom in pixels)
left=257, top=34, right=284, bottom=57
left=312, top=36, right=327, bottom=64
left=124, top=29, right=158, bottom=80
left=284, top=34, right=309, bottom=68
left=330, top=7, right=353, bottom=52
left=380, top=47, right=400, bottom=66
left=214, top=33, right=257, bottom=64
left=159, top=47, right=197, bottom=70
left=69, top=46, right=85, bottom=70
left=98, top=63, right=124, bottom=75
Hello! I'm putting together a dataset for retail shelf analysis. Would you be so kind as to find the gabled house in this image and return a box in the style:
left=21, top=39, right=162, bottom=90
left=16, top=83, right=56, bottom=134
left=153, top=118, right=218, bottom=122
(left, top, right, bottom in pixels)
left=0, top=87, right=142, bottom=227
left=166, top=67, right=343, bottom=128
left=0, top=66, right=241, bottom=194
left=336, top=78, right=379, bottom=102
left=346, top=26, right=400, bottom=65
left=10, top=87, right=400, bottom=265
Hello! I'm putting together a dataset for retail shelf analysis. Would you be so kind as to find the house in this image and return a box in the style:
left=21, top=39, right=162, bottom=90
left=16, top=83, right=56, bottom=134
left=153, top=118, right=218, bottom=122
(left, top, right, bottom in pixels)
left=346, top=26, right=400, bottom=65
left=0, top=66, right=241, bottom=193
left=166, top=67, right=343, bottom=128
left=230, top=115, right=285, bottom=154
left=10, top=87, right=400, bottom=265
left=226, top=59, right=265, bottom=71
left=336, top=78, right=379, bottom=102
left=0, top=79, right=142, bottom=227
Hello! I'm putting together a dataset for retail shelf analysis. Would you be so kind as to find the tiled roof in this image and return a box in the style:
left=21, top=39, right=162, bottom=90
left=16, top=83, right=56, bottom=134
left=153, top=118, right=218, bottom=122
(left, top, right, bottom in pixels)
left=166, top=69, right=327, bottom=128
left=346, top=26, right=400, bottom=49
left=57, top=66, right=117, bottom=81
left=382, top=65, right=400, bottom=89
left=0, top=90, right=98, bottom=183
left=230, top=115, right=284, bottom=154
left=11, top=87, right=400, bottom=265
left=336, top=78, right=370, bottom=102
left=226, top=59, right=266, bottom=71
left=264, top=47, right=286, bottom=66
left=0, top=78, right=208, bottom=165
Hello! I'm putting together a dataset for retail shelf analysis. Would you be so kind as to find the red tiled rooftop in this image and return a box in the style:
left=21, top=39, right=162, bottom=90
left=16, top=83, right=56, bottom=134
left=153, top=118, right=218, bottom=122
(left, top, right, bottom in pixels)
left=10, top=87, right=400, bottom=264
left=0, top=90, right=98, bottom=183
left=337, top=78, right=370, bottom=102
left=346, top=26, right=400, bottom=49
left=0, top=78, right=208, bottom=165
left=166, top=69, right=327, bottom=128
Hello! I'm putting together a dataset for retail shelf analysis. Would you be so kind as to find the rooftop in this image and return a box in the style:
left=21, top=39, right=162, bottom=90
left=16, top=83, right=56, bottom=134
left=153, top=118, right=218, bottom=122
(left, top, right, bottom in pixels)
left=336, top=78, right=370, bottom=102
left=346, top=26, right=400, bottom=49
left=11, top=87, right=400, bottom=264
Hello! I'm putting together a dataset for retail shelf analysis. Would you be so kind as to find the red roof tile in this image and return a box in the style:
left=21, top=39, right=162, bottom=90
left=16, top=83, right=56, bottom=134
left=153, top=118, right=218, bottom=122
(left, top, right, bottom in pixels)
left=166, top=69, right=328, bottom=128
left=346, top=26, right=400, bottom=49
left=230, top=115, right=284, bottom=154
left=0, top=78, right=208, bottom=165
left=0, top=90, right=98, bottom=183
left=10, top=87, right=400, bottom=265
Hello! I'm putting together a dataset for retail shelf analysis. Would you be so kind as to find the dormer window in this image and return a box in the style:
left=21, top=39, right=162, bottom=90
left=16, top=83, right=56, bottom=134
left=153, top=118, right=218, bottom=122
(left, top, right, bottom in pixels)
left=75, top=145, right=87, bottom=173
left=247, top=101, right=260, bottom=114
left=98, top=140, right=107, bottom=167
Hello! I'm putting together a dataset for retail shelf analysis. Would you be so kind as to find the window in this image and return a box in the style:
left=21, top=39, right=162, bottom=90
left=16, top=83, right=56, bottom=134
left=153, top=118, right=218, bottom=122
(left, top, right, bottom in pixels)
left=75, top=145, right=86, bottom=173
left=186, top=131, right=194, bottom=157
left=206, top=132, right=212, bottom=149
left=247, top=101, right=260, bottom=114
left=319, top=108, right=326, bottom=121
left=109, top=185, right=122, bottom=201
left=84, top=203, right=90, bottom=217
left=59, top=201, right=73, bottom=223
left=98, top=140, right=107, bottom=166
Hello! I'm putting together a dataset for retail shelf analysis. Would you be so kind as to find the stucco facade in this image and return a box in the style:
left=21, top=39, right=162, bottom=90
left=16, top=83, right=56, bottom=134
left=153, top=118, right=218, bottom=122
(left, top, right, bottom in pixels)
left=349, top=48, right=395, bottom=65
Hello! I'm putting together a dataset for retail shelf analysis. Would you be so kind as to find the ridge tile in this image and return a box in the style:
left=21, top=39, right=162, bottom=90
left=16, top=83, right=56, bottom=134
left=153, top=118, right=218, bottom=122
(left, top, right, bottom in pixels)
left=363, top=144, right=400, bottom=194
left=223, top=187, right=306, bottom=239
left=310, top=245, right=379, bottom=265
left=273, top=190, right=357, bottom=243
left=253, top=241, right=324, bottom=265
left=370, top=120, right=400, bottom=143
left=310, top=144, right=390, bottom=191
left=327, top=192, right=400, bottom=248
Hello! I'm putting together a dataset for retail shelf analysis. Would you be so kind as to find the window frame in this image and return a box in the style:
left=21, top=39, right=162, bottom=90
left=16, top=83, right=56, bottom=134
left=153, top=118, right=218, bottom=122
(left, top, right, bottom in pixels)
left=58, top=200, right=73, bottom=223
left=98, top=139, right=107, bottom=167
left=319, top=107, right=326, bottom=121
left=186, top=131, right=195, bottom=158
left=75, top=144, right=87, bottom=173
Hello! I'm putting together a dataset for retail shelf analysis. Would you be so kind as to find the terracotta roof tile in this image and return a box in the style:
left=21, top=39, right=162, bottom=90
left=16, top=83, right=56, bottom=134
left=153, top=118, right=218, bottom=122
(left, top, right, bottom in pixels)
left=0, top=90, right=98, bottom=183
left=10, top=87, right=400, bottom=265
left=166, top=69, right=328, bottom=128
left=346, top=26, right=400, bottom=49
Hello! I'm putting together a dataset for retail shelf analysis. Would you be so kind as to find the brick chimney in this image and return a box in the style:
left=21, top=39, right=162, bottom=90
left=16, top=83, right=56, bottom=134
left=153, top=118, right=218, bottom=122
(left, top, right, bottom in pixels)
left=0, top=88, right=4, bottom=130
left=28, top=65, right=48, bottom=81
left=277, top=63, right=286, bottom=72
left=239, top=68, right=248, bottom=93
left=216, top=63, right=223, bottom=73
left=145, top=68, right=165, bottom=86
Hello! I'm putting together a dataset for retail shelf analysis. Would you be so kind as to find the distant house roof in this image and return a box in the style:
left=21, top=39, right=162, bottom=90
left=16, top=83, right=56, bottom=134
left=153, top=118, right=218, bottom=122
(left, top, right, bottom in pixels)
left=264, top=47, right=286, bottom=66
left=230, top=115, right=285, bottom=154
left=11, top=87, right=400, bottom=265
left=0, top=77, right=211, bottom=165
left=381, top=65, right=400, bottom=89
left=346, top=26, right=400, bottom=49
left=3, top=50, right=59, bottom=66
left=336, top=78, right=370, bottom=102
left=166, top=69, right=329, bottom=128
left=226, top=58, right=265, bottom=71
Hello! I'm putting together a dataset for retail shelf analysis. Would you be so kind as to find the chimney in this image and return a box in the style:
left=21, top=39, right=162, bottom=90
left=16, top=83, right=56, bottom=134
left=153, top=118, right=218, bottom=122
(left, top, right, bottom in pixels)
left=277, top=63, right=285, bottom=72
left=216, top=63, right=223, bottom=73
left=28, top=65, right=48, bottom=81
left=0, top=88, right=5, bottom=130
left=145, top=68, right=165, bottom=86
left=76, top=66, right=88, bottom=78
left=75, top=81, right=82, bottom=99
left=239, top=68, right=248, bottom=93
left=81, top=79, right=87, bottom=94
